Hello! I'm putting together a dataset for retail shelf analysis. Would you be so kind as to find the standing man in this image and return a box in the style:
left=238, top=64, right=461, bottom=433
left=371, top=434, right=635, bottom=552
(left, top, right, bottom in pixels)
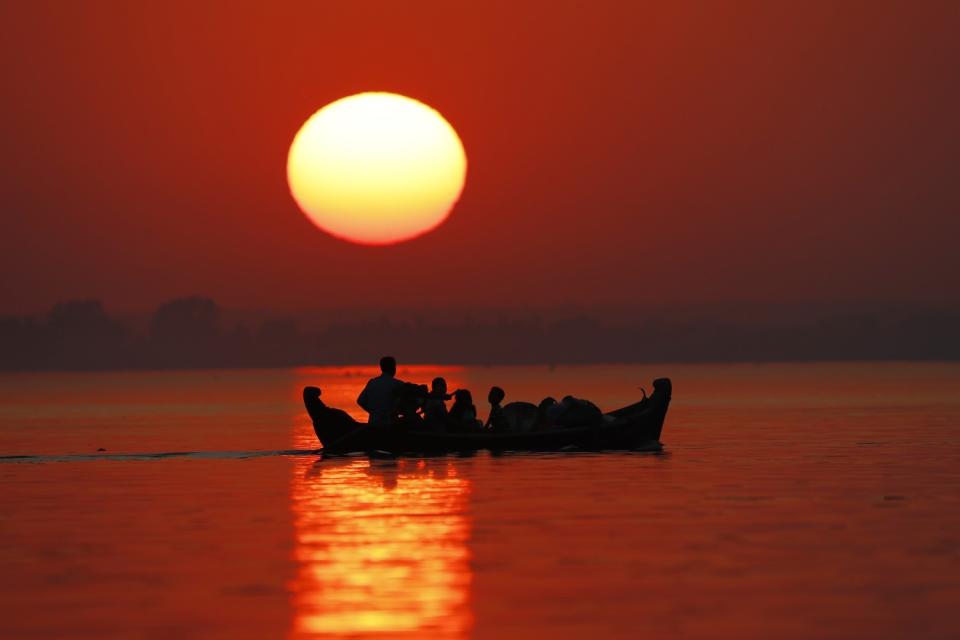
left=357, top=356, right=404, bottom=425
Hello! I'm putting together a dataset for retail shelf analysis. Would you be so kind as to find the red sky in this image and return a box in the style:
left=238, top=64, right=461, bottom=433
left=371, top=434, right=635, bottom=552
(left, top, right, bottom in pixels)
left=1, top=1, right=958, bottom=314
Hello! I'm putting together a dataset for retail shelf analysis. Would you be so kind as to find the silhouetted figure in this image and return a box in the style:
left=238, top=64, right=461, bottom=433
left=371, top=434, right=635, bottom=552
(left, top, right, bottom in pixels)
left=449, top=389, right=482, bottom=432
left=393, top=382, right=427, bottom=425
left=424, top=377, right=451, bottom=429
left=484, top=386, right=509, bottom=432
left=415, top=383, right=430, bottom=418
left=357, top=356, right=404, bottom=426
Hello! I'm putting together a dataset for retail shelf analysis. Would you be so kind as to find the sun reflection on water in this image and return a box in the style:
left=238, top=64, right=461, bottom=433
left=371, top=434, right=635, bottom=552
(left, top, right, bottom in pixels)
left=289, top=453, right=472, bottom=638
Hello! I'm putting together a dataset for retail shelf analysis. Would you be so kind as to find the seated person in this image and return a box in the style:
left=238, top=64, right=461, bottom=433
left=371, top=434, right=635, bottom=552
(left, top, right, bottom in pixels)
left=423, top=377, right=452, bottom=429
left=393, top=382, right=427, bottom=425
left=484, top=386, right=510, bottom=433
left=415, top=384, right=430, bottom=416
left=357, top=356, right=404, bottom=426
left=449, top=389, right=483, bottom=432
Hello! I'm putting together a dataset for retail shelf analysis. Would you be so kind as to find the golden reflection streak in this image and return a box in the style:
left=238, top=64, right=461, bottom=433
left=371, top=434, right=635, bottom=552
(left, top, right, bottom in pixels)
left=289, top=451, right=472, bottom=638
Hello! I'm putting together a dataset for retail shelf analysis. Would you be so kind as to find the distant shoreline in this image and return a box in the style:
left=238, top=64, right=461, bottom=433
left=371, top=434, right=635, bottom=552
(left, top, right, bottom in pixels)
left=3, top=297, right=958, bottom=372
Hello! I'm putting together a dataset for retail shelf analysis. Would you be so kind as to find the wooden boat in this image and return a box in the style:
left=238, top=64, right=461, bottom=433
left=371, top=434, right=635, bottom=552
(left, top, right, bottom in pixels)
left=305, top=378, right=671, bottom=455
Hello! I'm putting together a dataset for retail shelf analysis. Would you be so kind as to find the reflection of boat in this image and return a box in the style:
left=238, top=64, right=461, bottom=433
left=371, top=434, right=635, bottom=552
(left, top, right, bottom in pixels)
left=306, top=378, right=671, bottom=455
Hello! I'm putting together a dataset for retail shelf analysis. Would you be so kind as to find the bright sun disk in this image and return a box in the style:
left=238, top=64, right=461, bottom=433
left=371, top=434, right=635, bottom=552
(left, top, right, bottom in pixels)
left=287, top=92, right=467, bottom=245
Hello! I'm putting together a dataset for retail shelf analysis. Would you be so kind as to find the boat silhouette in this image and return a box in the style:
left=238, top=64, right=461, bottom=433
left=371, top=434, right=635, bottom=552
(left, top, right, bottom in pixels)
left=305, top=378, right=671, bottom=455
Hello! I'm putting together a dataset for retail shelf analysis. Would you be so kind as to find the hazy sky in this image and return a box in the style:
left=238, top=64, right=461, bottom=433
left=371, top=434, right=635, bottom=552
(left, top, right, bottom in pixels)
left=1, top=1, right=958, bottom=314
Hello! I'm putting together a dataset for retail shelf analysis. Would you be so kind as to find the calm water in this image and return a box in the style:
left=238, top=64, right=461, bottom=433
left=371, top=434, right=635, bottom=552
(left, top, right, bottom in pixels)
left=1, top=363, right=958, bottom=639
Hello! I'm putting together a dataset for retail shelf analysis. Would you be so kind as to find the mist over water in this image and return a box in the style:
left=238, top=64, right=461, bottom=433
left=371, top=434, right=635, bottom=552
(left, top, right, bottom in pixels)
left=1, top=363, right=959, bottom=638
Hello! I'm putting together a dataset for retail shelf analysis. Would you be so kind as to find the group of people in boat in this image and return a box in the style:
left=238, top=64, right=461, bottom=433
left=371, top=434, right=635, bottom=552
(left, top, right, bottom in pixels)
left=356, top=356, right=606, bottom=433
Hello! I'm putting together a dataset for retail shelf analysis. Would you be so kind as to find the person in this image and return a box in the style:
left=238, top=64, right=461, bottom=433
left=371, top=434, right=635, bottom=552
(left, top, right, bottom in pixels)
left=414, top=384, right=430, bottom=418
left=423, top=377, right=451, bottom=429
left=357, top=356, right=405, bottom=426
left=484, top=386, right=509, bottom=433
left=449, top=389, right=483, bottom=431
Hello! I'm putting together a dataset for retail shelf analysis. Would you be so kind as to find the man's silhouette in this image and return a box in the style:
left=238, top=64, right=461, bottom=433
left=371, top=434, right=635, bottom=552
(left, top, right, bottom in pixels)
left=357, top=356, right=404, bottom=425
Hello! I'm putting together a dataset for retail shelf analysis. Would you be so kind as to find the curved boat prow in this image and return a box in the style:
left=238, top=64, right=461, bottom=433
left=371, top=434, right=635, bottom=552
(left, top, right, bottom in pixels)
left=653, top=377, right=672, bottom=401
left=303, top=386, right=359, bottom=448
left=649, top=377, right=672, bottom=441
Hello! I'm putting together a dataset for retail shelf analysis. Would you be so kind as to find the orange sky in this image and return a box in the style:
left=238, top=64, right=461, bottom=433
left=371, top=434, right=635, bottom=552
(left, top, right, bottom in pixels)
left=1, top=1, right=958, bottom=314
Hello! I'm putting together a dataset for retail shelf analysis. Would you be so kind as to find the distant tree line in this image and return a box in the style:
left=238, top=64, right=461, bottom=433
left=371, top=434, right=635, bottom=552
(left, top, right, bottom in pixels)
left=1, top=297, right=958, bottom=371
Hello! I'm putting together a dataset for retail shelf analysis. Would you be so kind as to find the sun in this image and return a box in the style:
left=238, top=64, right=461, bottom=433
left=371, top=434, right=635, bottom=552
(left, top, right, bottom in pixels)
left=287, top=92, right=467, bottom=245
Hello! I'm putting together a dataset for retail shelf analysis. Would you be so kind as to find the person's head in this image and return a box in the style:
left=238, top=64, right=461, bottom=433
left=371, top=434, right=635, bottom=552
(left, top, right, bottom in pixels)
left=379, top=356, right=397, bottom=376
left=431, top=377, right=447, bottom=394
left=454, top=389, right=473, bottom=405
left=488, top=386, right=505, bottom=405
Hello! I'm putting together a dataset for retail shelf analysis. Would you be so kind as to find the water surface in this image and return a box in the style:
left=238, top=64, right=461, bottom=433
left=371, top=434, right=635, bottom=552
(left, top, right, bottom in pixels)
left=1, top=363, right=958, bottom=638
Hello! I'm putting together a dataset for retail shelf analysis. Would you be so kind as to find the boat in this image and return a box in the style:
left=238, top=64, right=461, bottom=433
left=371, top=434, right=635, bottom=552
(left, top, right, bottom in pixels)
left=304, top=377, right=672, bottom=455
